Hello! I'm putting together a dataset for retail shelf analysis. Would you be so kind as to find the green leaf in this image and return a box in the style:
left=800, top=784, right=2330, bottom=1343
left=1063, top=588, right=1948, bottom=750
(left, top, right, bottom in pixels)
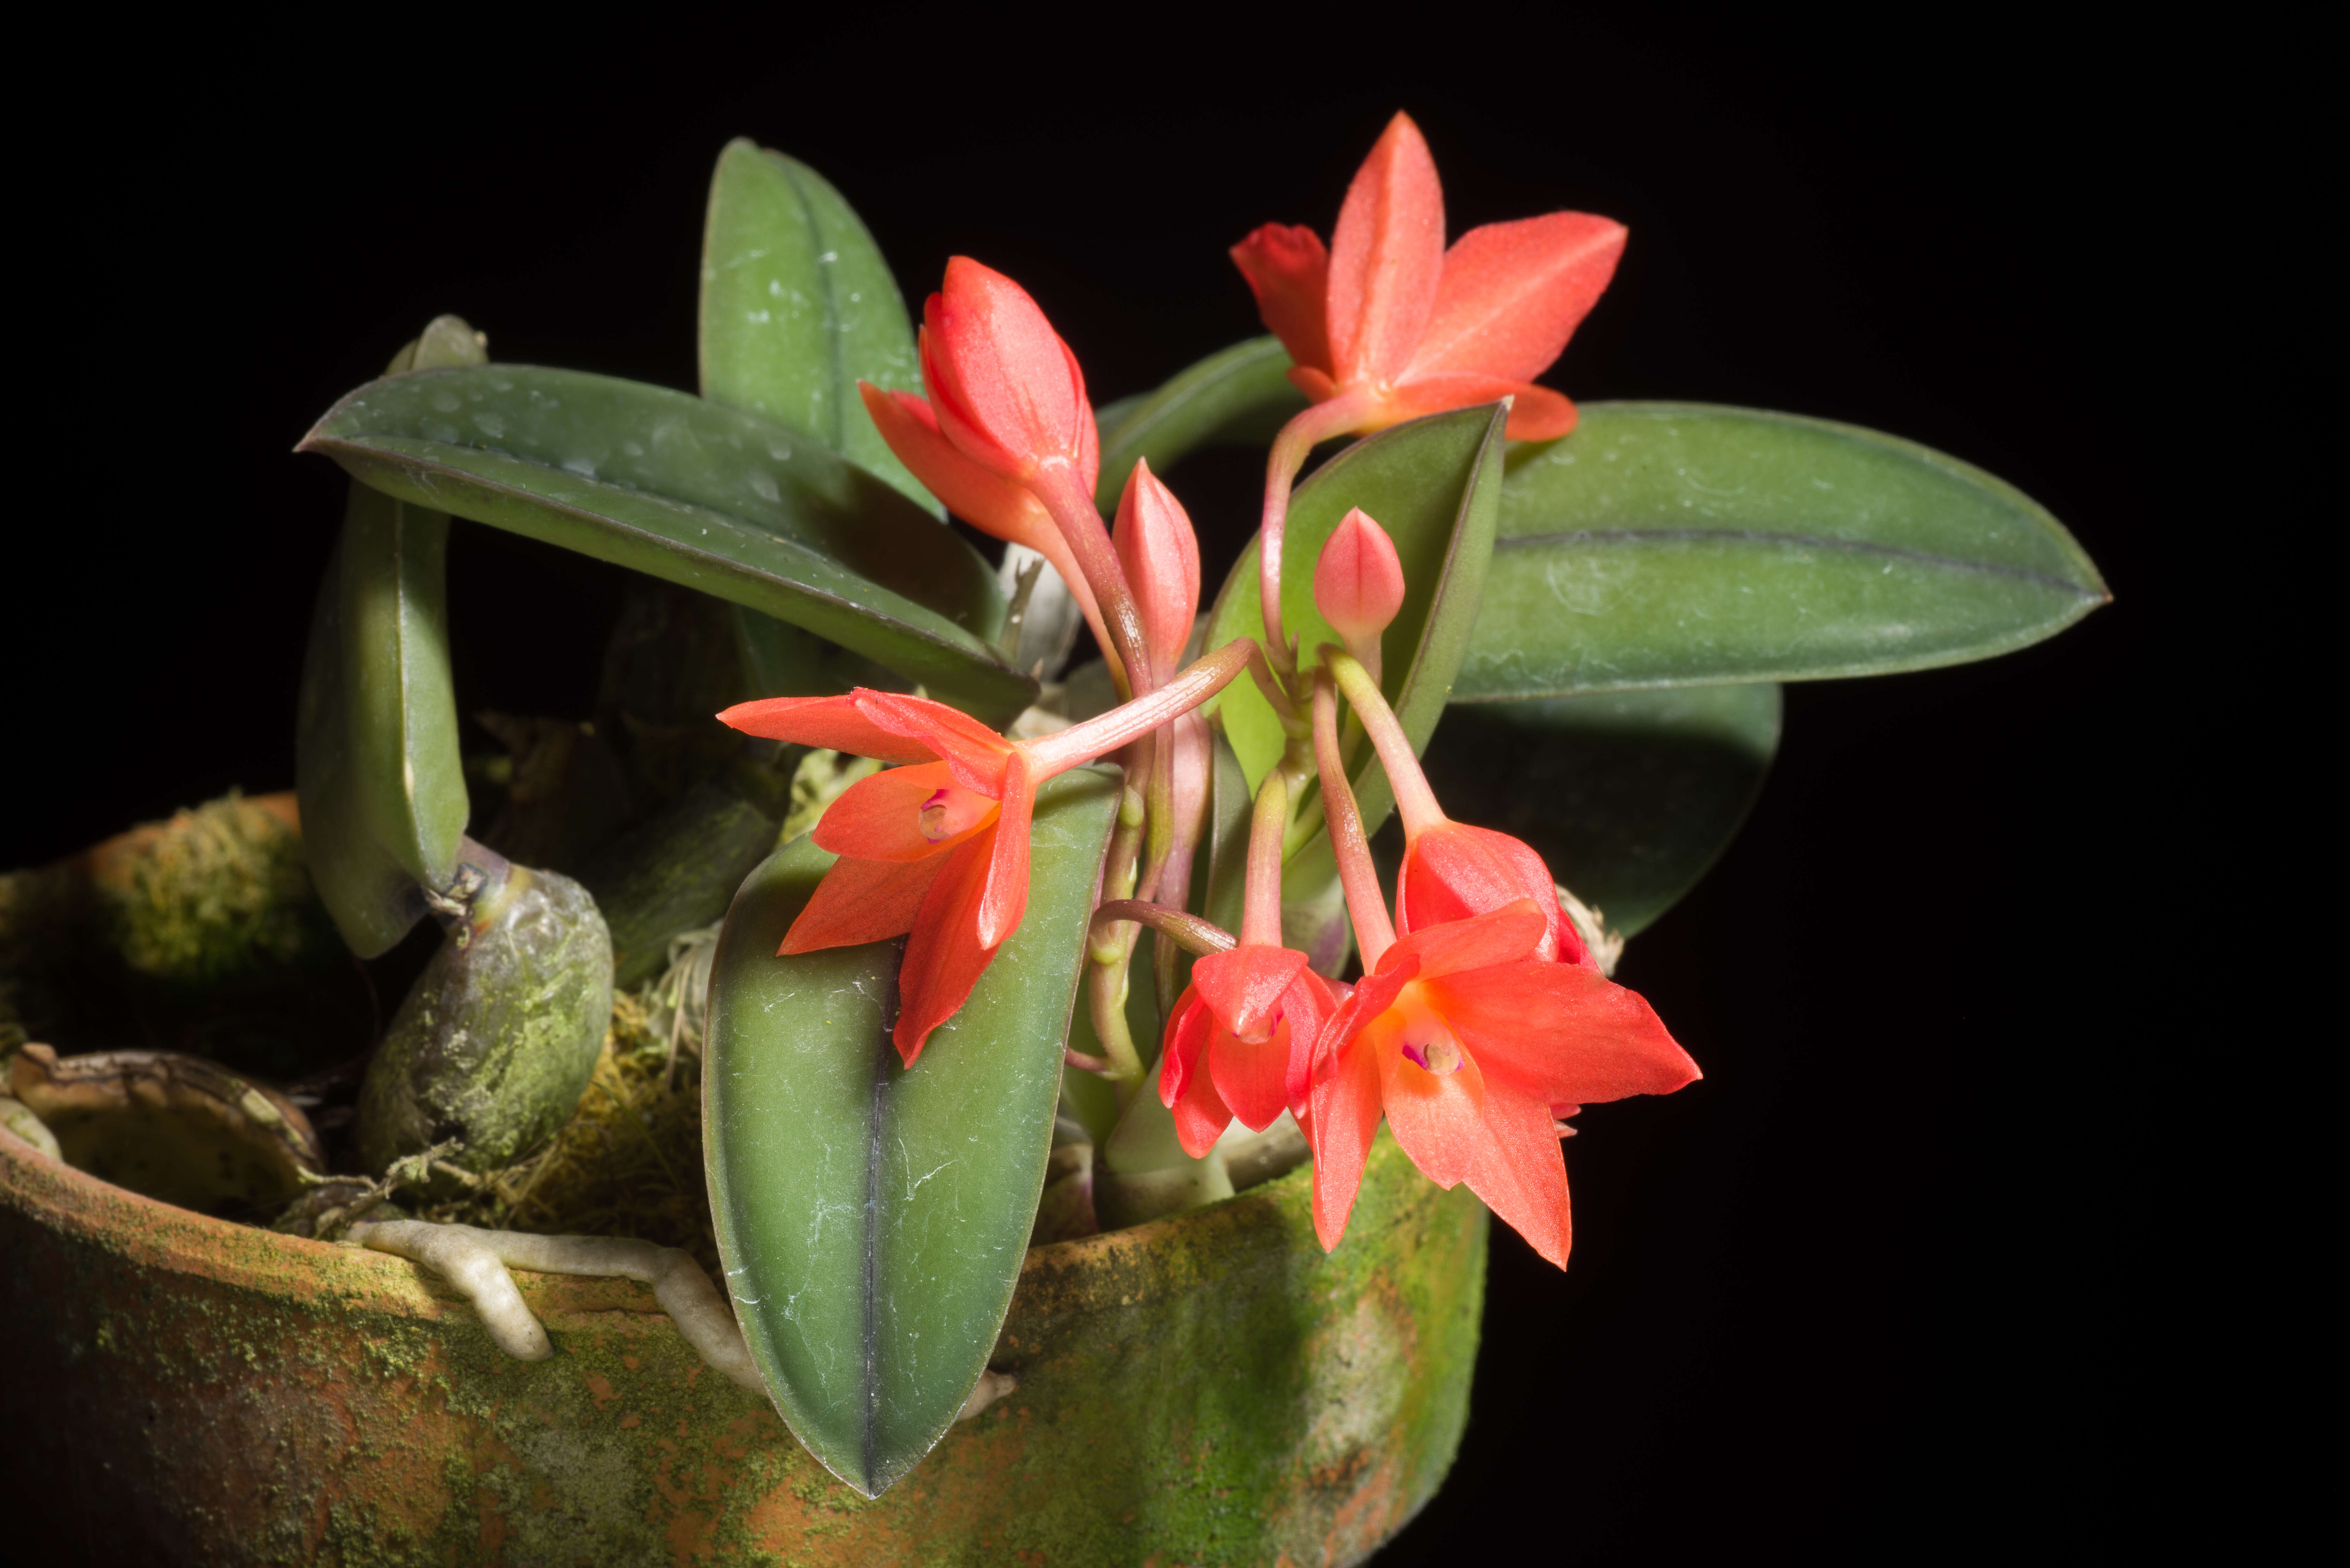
left=1092, top=336, right=1308, bottom=509
left=295, top=319, right=482, bottom=958
left=698, top=139, right=932, bottom=515
left=1422, top=684, right=1782, bottom=937
left=704, top=765, right=1120, bottom=1497
left=300, top=365, right=1033, bottom=723
left=1461, top=402, right=2108, bottom=699
left=1203, top=403, right=1511, bottom=840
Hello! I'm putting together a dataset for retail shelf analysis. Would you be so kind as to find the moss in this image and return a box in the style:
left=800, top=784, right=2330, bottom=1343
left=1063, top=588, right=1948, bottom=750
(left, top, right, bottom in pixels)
left=110, top=794, right=339, bottom=987
left=420, top=989, right=720, bottom=1276
left=355, top=863, right=613, bottom=1178
left=1, top=791, right=367, bottom=1080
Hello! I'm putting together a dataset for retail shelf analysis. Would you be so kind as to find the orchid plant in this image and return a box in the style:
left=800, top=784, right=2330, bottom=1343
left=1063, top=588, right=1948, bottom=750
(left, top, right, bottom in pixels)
left=276, top=114, right=2105, bottom=1499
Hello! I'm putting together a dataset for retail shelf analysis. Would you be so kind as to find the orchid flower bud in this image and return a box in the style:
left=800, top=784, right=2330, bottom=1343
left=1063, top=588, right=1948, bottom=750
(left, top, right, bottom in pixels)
left=919, top=257, right=1099, bottom=494
left=1111, top=459, right=1201, bottom=684
left=1313, top=508, right=1406, bottom=684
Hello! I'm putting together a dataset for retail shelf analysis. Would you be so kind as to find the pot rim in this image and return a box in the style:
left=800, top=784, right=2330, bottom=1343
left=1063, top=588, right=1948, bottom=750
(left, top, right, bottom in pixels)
left=0, top=1118, right=1320, bottom=1336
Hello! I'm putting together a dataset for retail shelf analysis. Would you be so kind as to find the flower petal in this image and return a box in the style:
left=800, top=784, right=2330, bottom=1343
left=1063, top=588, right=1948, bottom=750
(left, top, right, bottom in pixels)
left=1171, top=1039, right=1236, bottom=1159
left=1285, top=970, right=1347, bottom=1117
left=1157, top=985, right=1212, bottom=1108
left=1398, top=822, right=1585, bottom=968
left=1229, top=222, right=1333, bottom=375
left=1308, top=1026, right=1386, bottom=1252
left=812, top=762, right=980, bottom=862
left=1310, top=949, right=1420, bottom=1084
left=1385, top=899, right=1550, bottom=981
left=1408, top=213, right=1627, bottom=386
left=1425, top=962, right=1698, bottom=1105
left=974, top=749, right=1032, bottom=951
left=1458, top=1070, right=1573, bottom=1268
left=1326, top=112, right=1446, bottom=388
left=1191, top=944, right=1310, bottom=1044
left=1288, top=365, right=1338, bottom=402
left=853, top=691, right=1015, bottom=795
left=1500, top=385, right=1576, bottom=441
left=716, top=693, right=940, bottom=764
left=780, top=853, right=948, bottom=954
left=1208, top=1020, right=1293, bottom=1135
left=891, top=827, right=1003, bottom=1066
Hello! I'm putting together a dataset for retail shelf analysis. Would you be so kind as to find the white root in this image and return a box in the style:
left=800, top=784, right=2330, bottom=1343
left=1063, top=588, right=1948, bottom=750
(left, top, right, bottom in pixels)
left=349, top=1220, right=763, bottom=1390
left=957, top=1369, right=1018, bottom=1422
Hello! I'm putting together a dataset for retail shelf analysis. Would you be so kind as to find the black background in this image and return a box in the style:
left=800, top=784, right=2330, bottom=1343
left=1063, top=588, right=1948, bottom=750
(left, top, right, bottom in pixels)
left=12, top=8, right=2172, bottom=1560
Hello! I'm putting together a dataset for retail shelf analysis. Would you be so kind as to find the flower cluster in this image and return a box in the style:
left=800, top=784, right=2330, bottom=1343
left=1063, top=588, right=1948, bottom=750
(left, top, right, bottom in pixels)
left=719, top=112, right=1693, bottom=1267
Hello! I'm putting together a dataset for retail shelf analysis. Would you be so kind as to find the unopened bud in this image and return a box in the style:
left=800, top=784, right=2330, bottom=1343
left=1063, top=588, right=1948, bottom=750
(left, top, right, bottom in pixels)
left=1313, top=508, right=1406, bottom=682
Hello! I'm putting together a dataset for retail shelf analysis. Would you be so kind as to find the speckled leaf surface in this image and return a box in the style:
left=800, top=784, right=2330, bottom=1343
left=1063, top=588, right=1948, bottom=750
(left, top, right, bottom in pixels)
left=300, top=366, right=1029, bottom=721
left=703, top=766, right=1119, bottom=1496
left=1204, top=403, right=1508, bottom=839
left=1424, top=684, right=1782, bottom=936
left=1461, top=402, right=2107, bottom=698
left=699, top=139, right=931, bottom=514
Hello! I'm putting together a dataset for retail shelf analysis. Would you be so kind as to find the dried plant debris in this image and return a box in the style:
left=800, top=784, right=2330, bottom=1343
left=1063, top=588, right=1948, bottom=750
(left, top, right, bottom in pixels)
left=8, top=1043, right=323, bottom=1219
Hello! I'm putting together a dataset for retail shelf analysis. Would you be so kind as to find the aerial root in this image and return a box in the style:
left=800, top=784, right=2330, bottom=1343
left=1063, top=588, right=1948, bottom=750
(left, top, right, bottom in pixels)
left=349, top=1219, right=763, bottom=1390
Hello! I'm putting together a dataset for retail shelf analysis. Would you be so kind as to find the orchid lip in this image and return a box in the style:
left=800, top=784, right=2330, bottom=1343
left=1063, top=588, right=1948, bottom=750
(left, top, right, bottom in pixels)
left=1399, top=1038, right=1462, bottom=1074
left=917, top=785, right=993, bottom=843
left=1395, top=984, right=1463, bottom=1074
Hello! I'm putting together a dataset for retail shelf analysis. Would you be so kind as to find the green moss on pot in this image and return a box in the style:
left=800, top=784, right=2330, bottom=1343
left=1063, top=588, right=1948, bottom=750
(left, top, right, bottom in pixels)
left=4, top=1121, right=1483, bottom=1565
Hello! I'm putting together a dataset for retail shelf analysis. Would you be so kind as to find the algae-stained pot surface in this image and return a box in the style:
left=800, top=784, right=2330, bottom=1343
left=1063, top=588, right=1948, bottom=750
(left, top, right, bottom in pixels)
left=2, top=1124, right=1483, bottom=1566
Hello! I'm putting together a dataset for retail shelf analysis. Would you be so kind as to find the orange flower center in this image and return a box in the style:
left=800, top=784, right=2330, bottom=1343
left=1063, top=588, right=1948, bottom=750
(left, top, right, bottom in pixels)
left=917, top=785, right=996, bottom=843
left=1392, top=983, right=1462, bottom=1075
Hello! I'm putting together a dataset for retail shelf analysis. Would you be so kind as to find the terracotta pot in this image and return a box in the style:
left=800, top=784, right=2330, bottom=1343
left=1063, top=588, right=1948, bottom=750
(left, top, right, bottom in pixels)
left=2, top=1117, right=1484, bottom=1565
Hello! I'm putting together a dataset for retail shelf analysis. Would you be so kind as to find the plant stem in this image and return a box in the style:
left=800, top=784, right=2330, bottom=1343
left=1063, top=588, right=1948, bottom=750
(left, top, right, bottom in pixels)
left=1323, top=650, right=1447, bottom=839
left=1313, top=668, right=1395, bottom=970
left=1257, top=391, right=1379, bottom=684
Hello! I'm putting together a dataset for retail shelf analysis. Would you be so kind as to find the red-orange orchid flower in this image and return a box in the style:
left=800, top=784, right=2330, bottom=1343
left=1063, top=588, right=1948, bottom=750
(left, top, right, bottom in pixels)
left=1157, top=771, right=1342, bottom=1152
left=1303, top=667, right=1694, bottom=1264
left=1232, top=111, right=1626, bottom=445
left=717, top=641, right=1254, bottom=1065
left=1304, top=899, right=1694, bottom=1264
left=861, top=256, right=1153, bottom=694
left=1232, top=112, right=1625, bottom=673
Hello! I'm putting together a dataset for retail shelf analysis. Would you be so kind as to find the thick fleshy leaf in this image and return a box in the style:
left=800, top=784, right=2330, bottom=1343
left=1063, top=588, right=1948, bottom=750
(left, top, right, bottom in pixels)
left=1092, top=336, right=1308, bottom=509
left=697, top=139, right=931, bottom=513
left=295, top=486, right=465, bottom=957
left=1460, top=403, right=2108, bottom=698
left=1420, top=683, right=1781, bottom=935
left=1205, top=403, right=1510, bottom=840
left=704, top=765, right=1118, bottom=1497
left=300, top=366, right=1031, bottom=723
left=295, top=320, right=482, bottom=958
